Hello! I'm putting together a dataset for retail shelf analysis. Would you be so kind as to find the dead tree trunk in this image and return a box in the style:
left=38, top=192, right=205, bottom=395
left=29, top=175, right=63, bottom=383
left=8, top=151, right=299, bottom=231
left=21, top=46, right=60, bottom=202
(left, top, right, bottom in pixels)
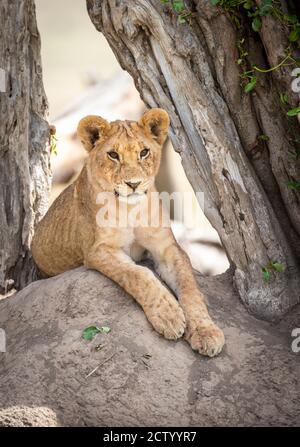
left=87, top=0, right=300, bottom=320
left=0, top=0, right=51, bottom=293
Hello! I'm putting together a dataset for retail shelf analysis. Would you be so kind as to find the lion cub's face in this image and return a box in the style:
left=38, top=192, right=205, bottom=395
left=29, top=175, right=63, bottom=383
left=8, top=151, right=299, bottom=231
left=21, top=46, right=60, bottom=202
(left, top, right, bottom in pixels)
left=77, top=109, right=170, bottom=202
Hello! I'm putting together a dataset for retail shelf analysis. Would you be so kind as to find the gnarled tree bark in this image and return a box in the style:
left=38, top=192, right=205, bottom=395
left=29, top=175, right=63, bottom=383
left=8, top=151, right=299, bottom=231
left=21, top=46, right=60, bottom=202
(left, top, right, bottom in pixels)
left=0, top=0, right=51, bottom=293
left=87, top=0, right=300, bottom=320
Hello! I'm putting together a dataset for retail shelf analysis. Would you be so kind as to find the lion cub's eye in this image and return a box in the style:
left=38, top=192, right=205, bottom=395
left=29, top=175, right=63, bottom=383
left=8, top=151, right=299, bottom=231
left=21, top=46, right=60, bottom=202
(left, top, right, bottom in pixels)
left=107, top=151, right=120, bottom=161
left=140, top=148, right=150, bottom=159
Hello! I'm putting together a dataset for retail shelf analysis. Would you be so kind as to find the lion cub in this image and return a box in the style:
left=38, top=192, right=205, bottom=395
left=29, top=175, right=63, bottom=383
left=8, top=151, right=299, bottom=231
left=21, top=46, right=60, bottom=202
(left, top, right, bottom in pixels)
left=32, top=108, right=224, bottom=357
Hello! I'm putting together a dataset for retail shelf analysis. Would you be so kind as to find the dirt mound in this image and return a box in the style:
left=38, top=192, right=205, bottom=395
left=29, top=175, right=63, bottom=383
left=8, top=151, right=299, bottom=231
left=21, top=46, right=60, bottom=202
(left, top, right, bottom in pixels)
left=0, top=267, right=299, bottom=426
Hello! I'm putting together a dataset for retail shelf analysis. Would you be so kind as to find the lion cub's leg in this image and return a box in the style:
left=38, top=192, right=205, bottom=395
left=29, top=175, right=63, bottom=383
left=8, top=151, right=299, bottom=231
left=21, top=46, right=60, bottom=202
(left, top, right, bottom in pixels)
left=137, top=228, right=225, bottom=357
left=85, top=244, right=186, bottom=340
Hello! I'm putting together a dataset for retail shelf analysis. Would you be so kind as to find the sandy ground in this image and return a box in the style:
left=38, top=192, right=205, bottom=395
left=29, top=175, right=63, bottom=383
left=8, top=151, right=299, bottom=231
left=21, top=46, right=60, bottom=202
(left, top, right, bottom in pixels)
left=0, top=266, right=299, bottom=426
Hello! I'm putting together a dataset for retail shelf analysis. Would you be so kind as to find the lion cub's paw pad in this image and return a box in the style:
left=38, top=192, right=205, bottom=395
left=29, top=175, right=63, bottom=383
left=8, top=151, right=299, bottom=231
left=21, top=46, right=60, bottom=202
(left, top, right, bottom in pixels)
left=188, top=324, right=225, bottom=357
left=149, top=305, right=186, bottom=340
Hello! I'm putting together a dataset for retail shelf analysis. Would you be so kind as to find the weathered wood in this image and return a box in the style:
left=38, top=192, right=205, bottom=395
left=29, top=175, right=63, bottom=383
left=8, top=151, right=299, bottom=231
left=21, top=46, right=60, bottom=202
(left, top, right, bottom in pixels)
left=87, top=0, right=300, bottom=320
left=0, top=0, right=51, bottom=292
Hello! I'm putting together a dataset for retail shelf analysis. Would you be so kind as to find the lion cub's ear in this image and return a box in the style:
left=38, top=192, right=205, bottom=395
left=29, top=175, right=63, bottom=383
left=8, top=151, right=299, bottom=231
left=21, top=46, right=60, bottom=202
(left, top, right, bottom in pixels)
left=139, top=108, right=170, bottom=145
left=77, top=115, right=110, bottom=152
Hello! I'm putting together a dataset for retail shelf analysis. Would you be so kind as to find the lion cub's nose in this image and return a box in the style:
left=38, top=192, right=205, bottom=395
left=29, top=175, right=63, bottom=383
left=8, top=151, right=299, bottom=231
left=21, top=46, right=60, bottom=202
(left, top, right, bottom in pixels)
left=125, top=181, right=141, bottom=191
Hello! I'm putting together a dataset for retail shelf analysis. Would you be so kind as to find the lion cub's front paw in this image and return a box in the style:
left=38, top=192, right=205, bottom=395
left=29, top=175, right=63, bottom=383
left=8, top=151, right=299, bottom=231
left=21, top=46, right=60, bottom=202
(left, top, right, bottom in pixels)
left=185, top=322, right=225, bottom=357
left=146, top=294, right=186, bottom=340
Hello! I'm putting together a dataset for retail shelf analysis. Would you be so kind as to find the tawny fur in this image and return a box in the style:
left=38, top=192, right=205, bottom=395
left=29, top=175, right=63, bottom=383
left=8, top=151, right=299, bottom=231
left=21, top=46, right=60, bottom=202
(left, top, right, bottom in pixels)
left=31, top=108, right=225, bottom=357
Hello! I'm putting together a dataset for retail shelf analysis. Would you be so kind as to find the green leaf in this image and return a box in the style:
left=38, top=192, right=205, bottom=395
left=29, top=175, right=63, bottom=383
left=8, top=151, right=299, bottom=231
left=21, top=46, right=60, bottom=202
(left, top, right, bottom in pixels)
left=286, top=180, right=300, bottom=190
left=252, top=17, right=262, bottom=32
left=211, top=0, right=220, bottom=5
left=244, top=76, right=257, bottom=93
left=261, top=261, right=285, bottom=280
left=280, top=93, right=289, bottom=105
left=243, top=0, right=253, bottom=10
left=82, top=325, right=111, bottom=341
left=82, top=326, right=101, bottom=341
left=271, top=262, right=284, bottom=273
left=287, top=107, right=300, bottom=117
left=262, top=268, right=270, bottom=282
left=258, top=134, right=269, bottom=141
left=100, top=326, right=111, bottom=334
left=172, top=0, right=185, bottom=12
left=289, top=27, right=300, bottom=42
left=284, top=14, right=298, bottom=25
left=259, top=7, right=271, bottom=16
left=178, top=11, right=191, bottom=23
left=261, top=0, right=273, bottom=5
left=259, top=2, right=273, bottom=16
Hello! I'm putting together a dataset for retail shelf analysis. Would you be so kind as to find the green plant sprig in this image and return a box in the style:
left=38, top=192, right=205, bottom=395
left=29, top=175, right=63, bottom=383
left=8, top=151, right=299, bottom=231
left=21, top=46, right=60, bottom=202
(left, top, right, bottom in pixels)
left=213, top=0, right=300, bottom=94
left=161, top=0, right=193, bottom=24
left=212, top=0, right=300, bottom=40
left=285, top=180, right=300, bottom=191
left=252, top=52, right=297, bottom=74
left=262, top=261, right=284, bottom=282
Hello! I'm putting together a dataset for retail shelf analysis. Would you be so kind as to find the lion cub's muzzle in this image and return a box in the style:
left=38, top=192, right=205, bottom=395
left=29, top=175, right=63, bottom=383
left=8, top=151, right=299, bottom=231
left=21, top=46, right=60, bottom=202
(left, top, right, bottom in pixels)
left=115, top=179, right=150, bottom=199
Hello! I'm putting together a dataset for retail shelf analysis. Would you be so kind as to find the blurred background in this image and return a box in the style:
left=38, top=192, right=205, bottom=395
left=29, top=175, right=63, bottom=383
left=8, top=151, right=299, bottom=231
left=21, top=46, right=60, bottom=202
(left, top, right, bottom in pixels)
left=35, top=0, right=229, bottom=275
